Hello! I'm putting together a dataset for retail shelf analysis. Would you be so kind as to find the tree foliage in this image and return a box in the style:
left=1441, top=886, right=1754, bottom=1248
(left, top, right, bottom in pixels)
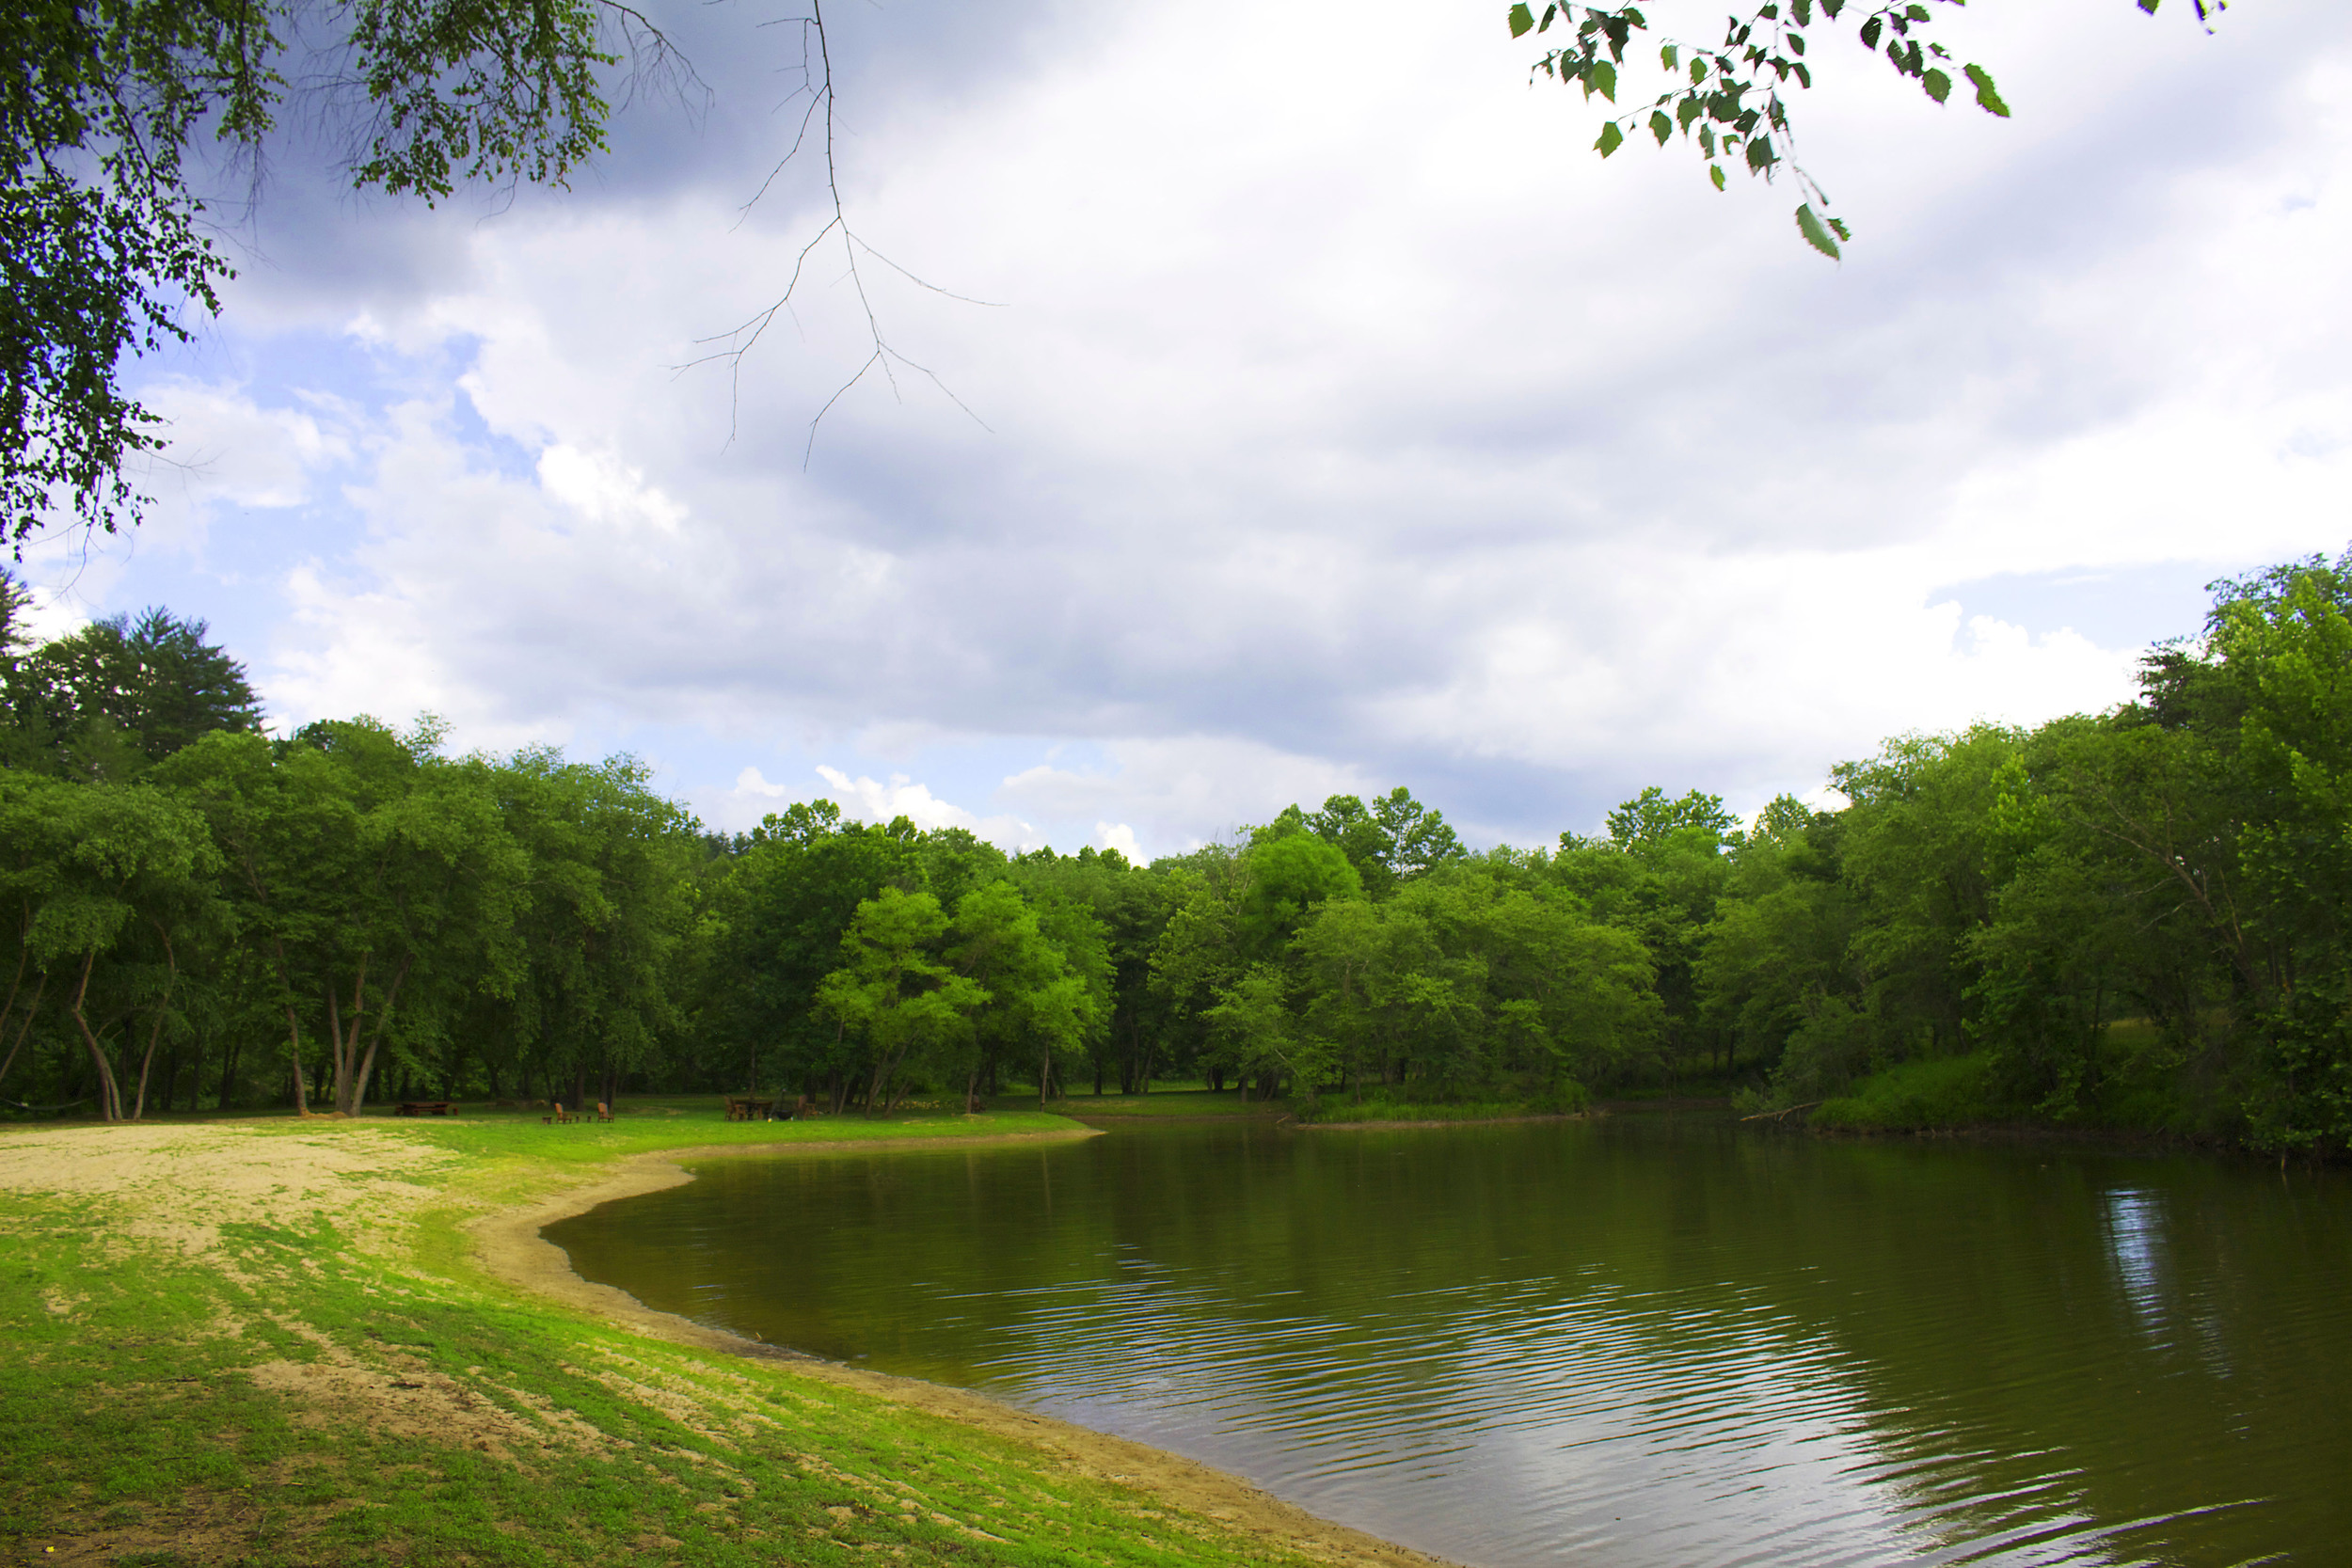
left=0, top=0, right=655, bottom=545
left=9, top=549, right=2351, bottom=1158
left=1510, top=0, right=2211, bottom=257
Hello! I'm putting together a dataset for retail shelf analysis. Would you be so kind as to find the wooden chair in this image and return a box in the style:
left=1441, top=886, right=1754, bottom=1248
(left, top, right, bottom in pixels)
left=595, top=1101, right=613, bottom=1122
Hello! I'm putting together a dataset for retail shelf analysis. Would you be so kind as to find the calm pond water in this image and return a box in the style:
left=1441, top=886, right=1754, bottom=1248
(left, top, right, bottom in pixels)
left=546, top=1115, right=2352, bottom=1566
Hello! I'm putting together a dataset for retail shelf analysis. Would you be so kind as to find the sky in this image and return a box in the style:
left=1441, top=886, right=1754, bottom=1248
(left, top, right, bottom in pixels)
left=23, top=0, right=2352, bottom=858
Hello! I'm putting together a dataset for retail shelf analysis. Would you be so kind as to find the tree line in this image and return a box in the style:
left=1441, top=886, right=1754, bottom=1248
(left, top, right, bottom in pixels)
left=3, top=550, right=2347, bottom=1154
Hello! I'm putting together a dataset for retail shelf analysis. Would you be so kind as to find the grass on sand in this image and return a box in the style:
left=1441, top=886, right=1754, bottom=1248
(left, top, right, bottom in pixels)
left=0, top=1102, right=1439, bottom=1568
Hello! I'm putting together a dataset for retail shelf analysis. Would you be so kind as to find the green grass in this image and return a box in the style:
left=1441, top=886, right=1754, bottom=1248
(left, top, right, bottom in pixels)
left=1036, top=1088, right=1279, bottom=1118
left=1813, top=1053, right=2003, bottom=1131
left=1293, top=1083, right=1593, bottom=1125
left=0, top=1110, right=1346, bottom=1566
left=1809, top=1025, right=2214, bottom=1137
left=402, top=1101, right=1082, bottom=1166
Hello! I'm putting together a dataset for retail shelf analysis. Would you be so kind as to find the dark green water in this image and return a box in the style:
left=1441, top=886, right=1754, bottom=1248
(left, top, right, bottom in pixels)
left=545, top=1116, right=2352, bottom=1566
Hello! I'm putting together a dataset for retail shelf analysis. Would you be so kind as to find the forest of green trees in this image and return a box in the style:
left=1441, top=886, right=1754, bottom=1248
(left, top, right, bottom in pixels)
left=3, top=550, right=2347, bottom=1154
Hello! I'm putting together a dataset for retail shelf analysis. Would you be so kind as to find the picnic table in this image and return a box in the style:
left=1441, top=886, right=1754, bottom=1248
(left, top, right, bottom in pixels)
left=395, top=1101, right=453, bottom=1117
left=724, top=1097, right=774, bottom=1122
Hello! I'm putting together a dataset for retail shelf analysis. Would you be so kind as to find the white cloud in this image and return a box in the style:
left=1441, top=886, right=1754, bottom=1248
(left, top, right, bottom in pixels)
left=8, top=578, right=88, bottom=646
left=811, top=765, right=1039, bottom=851
left=47, top=0, right=2352, bottom=850
left=999, top=739, right=1378, bottom=854
left=535, top=445, right=685, bottom=534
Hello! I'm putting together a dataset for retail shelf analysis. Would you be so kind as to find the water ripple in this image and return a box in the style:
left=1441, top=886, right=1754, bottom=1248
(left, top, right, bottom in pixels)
left=548, top=1117, right=2352, bottom=1568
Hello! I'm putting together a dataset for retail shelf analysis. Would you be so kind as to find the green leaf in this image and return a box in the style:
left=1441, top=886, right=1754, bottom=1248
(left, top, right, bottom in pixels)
left=1792, top=0, right=1813, bottom=23
left=1691, top=56, right=1708, bottom=83
left=1590, top=58, right=1618, bottom=101
left=1829, top=216, right=1851, bottom=241
left=1922, top=68, right=1951, bottom=103
left=1793, top=60, right=1811, bottom=88
left=1508, top=3, right=1535, bottom=39
left=1746, top=134, right=1774, bottom=170
left=1661, top=42, right=1678, bottom=71
left=1964, top=63, right=2011, bottom=117
left=1596, top=119, right=1625, bottom=157
left=1859, top=15, right=1882, bottom=48
left=1677, top=95, right=1705, bottom=128
left=1822, top=0, right=1845, bottom=16
left=1650, top=108, right=1674, bottom=145
left=1796, top=203, right=1842, bottom=260
left=1903, top=3, right=1930, bottom=19
left=1699, top=123, right=1715, bottom=156
left=1709, top=162, right=1726, bottom=191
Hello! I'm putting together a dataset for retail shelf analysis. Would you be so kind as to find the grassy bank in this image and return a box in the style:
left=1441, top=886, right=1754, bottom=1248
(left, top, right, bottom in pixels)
left=1289, top=1085, right=1592, bottom=1126
left=1026, top=1084, right=1600, bottom=1127
left=1038, top=1088, right=1279, bottom=1119
left=0, top=1107, right=1439, bottom=1568
left=1804, top=1033, right=2217, bottom=1139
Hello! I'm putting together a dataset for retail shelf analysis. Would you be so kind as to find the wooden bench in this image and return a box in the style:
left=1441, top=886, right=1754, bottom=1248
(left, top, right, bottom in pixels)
left=724, top=1097, right=774, bottom=1122
left=395, top=1101, right=453, bottom=1117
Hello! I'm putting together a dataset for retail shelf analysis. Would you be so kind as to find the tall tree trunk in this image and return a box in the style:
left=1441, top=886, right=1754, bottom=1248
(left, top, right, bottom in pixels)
left=129, top=926, right=181, bottom=1121
left=325, top=982, right=343, bottom=1109
left=68, top=949, right=123, bottom=1122
left=343, top=956, right=412, bottom=1116
left=130, top=1007, right=168, bottom=1121
left=216, top=1034, right=241, bottom=1111
left=0, top=919, right=33, bottom=1084
left=325, top=955, right=370, bottom=1114
left=283, top=1001, right=311, bottom=1115
left=267, top=939, right=311, bottom=1116
left=0, top=973, right=46, bottom=1094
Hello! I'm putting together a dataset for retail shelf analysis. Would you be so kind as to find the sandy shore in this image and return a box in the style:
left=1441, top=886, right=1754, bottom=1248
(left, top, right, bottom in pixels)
left=469, top=1131, right=1457, bottom=1568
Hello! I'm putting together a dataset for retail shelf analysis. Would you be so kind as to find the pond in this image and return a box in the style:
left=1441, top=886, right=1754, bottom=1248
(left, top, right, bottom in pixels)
left=544, top=1114, right=2352, bottom=1566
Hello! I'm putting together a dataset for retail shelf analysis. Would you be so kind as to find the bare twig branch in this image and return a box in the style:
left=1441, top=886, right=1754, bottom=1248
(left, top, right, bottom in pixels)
left=676, top=0, right=989, bottom=465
